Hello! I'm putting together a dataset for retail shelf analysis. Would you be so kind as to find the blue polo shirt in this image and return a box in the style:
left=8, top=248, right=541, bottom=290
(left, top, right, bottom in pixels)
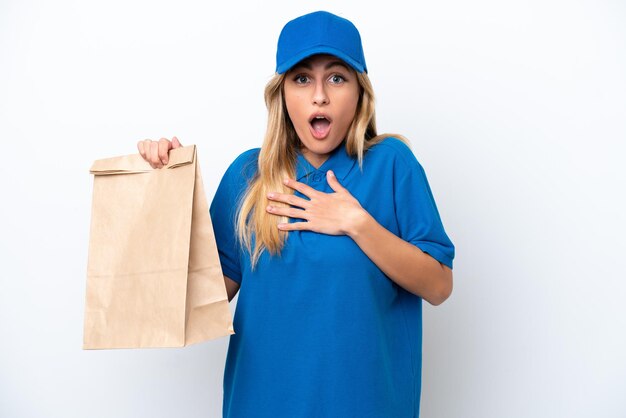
left=209, top=137, right=454, bottom=418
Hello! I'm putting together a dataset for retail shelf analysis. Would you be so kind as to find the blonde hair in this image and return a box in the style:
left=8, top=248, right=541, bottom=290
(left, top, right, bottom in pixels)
left=235, top=70, right=410, bottom=270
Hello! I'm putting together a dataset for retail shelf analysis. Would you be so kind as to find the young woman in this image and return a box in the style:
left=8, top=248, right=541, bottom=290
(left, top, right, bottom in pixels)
left=138, top=10, right=455, bottom=418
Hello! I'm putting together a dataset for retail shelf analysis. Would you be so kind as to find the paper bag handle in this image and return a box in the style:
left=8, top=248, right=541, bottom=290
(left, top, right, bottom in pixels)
left=90, top=145, right=196, bottom=175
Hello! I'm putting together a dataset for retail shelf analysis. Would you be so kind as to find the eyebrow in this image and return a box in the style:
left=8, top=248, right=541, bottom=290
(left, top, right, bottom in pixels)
left=294, top=60, right=351, bottom=72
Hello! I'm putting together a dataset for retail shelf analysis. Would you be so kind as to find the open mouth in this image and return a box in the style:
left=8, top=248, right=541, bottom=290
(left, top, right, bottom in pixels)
left=309, top=114, right=332, bottom=139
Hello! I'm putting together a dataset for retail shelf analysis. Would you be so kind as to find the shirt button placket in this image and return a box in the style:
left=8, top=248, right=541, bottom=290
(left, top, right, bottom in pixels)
left=312, top=171, right=324, bottom=182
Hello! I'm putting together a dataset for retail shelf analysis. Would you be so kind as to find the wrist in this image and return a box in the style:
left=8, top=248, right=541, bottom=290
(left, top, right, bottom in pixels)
left=345, top=207, right=372, bottom=239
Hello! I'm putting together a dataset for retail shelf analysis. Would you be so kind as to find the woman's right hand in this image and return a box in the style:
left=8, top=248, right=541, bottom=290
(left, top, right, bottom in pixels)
left=137, top=136, right=182, bottom=169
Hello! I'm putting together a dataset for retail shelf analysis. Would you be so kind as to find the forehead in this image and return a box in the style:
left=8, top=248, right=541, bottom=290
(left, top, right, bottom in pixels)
left=288, top=54, right=353, bottom=72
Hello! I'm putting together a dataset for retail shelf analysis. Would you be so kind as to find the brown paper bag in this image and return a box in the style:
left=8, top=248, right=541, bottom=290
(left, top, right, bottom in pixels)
left=83, top=144, right=235, bottom=349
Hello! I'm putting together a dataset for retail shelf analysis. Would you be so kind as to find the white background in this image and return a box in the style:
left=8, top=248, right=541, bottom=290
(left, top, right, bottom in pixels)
left=1, top=1, right=625, bottom=417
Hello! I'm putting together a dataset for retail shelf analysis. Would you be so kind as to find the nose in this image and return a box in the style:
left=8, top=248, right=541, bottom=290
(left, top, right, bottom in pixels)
left=312, top=82, right=329, bottom=106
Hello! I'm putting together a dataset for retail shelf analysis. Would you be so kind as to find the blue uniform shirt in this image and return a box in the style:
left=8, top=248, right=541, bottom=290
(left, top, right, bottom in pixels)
left=209, top=137, right=455, bottom=418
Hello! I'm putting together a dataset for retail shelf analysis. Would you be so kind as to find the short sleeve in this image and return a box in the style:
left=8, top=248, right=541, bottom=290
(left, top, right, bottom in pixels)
left=209, top=149, right=260, bottom=284
left=393, top=147, right=455, bottom=269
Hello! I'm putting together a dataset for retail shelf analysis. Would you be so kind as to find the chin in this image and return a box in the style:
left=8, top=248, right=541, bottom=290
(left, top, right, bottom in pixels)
left=305, top=137, right=342, bottom=152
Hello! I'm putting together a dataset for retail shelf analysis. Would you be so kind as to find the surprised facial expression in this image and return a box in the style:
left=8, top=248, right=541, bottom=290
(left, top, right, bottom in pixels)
left=283, top=54, right=360, bottom=169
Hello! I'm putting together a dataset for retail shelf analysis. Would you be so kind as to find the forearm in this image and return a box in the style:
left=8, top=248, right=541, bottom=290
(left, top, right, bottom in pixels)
left=346, top=209, right=453, bottom=305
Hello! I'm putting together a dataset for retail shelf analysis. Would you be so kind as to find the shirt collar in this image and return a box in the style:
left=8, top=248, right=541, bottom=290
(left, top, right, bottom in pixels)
left=295, top=140, right=357, bottom=182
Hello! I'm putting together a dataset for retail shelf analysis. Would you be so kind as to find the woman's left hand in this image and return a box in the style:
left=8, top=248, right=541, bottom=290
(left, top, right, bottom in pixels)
left=266, top=170, right=367, bottom=236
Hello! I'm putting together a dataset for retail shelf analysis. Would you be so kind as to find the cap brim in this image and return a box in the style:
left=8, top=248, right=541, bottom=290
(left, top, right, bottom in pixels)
left=276, top=46, right=366, bottom=74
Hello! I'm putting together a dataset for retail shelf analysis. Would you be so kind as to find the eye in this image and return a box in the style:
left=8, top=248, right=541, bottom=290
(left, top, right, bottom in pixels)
left=329, top=74, right=346, bottom=84
left=293, top=74, right=310, bottom=84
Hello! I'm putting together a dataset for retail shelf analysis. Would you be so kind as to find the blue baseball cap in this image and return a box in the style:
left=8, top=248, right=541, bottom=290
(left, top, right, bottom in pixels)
left=276, top=11, right=367, bottom=74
